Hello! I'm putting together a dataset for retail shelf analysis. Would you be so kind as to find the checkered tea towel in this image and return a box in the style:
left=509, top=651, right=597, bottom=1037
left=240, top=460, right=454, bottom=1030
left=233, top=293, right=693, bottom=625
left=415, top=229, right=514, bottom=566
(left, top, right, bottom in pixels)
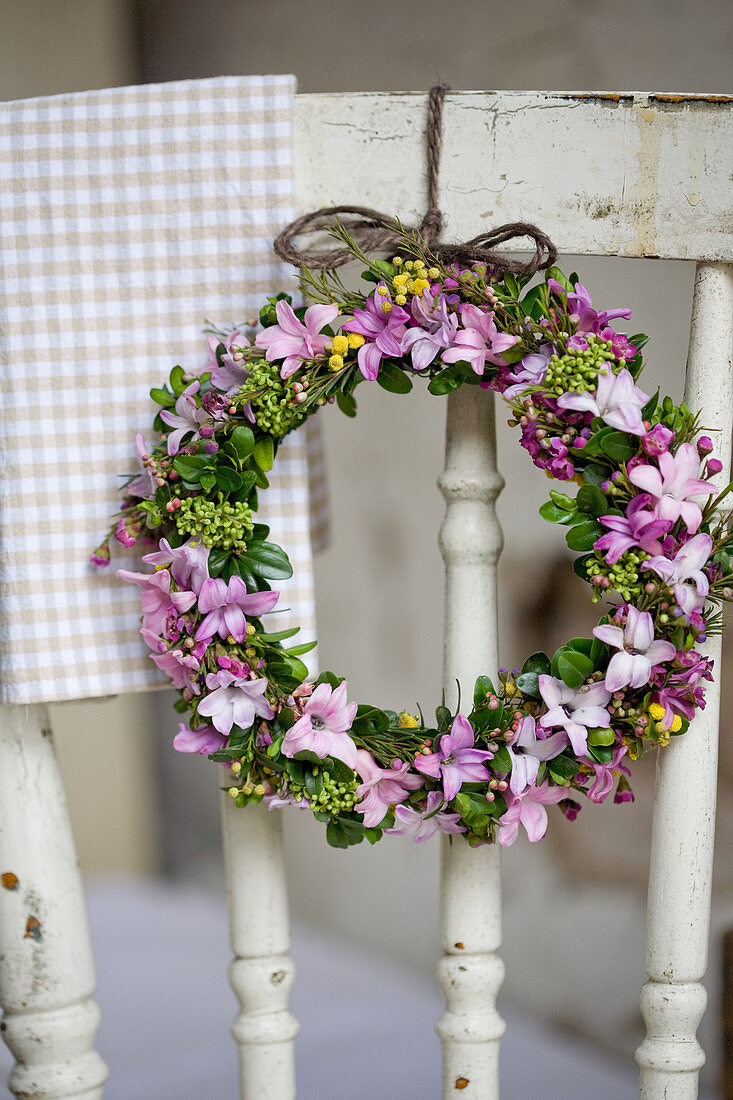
left=0, top=74, right=326, bottom=706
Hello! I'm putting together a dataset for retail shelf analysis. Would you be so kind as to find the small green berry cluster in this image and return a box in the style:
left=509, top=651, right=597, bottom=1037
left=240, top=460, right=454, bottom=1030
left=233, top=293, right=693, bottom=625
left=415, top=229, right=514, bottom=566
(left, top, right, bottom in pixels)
left=239, top=357, right=306, bottom=436
left=586, top=548, right=650, bottom=603
left=292, top=768, right=358, bottom=817
left=544, top=335, right=618, bottom=396
left=174, top=495, right=253, bottom=550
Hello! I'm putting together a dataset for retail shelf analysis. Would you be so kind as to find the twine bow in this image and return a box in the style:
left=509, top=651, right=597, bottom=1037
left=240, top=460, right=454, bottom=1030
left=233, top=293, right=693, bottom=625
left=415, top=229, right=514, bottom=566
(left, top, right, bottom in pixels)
left=273, top=85, right=557, bottom=277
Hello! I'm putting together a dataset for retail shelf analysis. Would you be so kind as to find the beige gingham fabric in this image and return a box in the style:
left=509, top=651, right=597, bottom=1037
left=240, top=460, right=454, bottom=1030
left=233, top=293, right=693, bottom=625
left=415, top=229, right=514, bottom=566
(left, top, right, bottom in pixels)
left=0, top=75, right=327, bottom=706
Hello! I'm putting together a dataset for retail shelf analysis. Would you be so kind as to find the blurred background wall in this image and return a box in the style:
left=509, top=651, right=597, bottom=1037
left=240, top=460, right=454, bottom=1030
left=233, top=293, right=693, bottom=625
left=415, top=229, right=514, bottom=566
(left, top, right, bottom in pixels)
left=1, top=0, right=731, bottom=1088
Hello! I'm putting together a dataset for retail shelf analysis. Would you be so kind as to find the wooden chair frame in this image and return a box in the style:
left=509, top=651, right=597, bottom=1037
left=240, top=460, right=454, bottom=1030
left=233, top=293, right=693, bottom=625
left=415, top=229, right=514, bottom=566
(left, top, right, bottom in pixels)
left=1, top=89, right=731, bottom=1100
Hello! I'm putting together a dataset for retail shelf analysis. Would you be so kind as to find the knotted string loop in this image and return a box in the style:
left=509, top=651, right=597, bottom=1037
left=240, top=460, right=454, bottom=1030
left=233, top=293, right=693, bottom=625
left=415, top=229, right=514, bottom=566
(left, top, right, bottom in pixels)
left=273, top=84, right=557, bottom=276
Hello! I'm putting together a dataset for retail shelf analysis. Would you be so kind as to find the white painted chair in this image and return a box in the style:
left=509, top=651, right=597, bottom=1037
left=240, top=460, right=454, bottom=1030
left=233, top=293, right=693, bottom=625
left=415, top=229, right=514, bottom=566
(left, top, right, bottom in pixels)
left=1, top=90, right=731, bottom=1100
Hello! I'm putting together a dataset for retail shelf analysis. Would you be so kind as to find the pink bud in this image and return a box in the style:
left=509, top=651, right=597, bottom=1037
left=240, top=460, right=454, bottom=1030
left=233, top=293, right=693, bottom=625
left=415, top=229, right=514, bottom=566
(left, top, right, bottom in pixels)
left=641, top=423, right=675, bottom=456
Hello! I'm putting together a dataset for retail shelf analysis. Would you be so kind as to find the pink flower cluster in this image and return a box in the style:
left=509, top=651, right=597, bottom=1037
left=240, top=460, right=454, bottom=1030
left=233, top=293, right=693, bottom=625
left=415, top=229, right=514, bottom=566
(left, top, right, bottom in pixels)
left=254, top=287, right=519, bottom=384
left=117, top=537, right=279, bottom=752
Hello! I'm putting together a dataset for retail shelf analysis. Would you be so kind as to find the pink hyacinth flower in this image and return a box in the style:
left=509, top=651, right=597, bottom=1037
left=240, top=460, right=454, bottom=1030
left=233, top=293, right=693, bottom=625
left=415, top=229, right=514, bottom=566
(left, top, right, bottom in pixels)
left=151, top=646, right=203, bottom=690
left=203, top=328, right=243, bottom=372
left=127, top=432, right=157, bottom=499
left=415, top=713, right=493, bottom=801
left=204, top=329, right=251, bottom=394
left=501, top=343, right=554, bottom=399
left=117, top=568, right=196, bottom=635
left=593, top=493, right=671, bottom=564
left=173, top=722, right=227, bottom=755
left=385, top=790, right=465, bottom=843
left=593, top=606, right=676, bottom=692
left=643, top=531, right=713, bottom=621
left=341, top=285, right=410, bottom=381
left=281, top=681, right=359, bottom=769
left=160, top=381, right=212, bottom=456
left=255, top=300, right=339, bottom=379
left=441, top=304, right=518, bottom=376
left=353, top=749, right=424, bottom=828
left=557, top=366, right=649, bottom=436
left=195, top=576, right=280, bottom=643
left=197, top=670, right=274, bottom=735
left=143, top=537, right=210, bottom=594
left=538, top=675, right=612, bottom=757
left=497, top=781, right=567, bottom=846
left=505, top=716, right=567, bottom=797
left=548, top=279, right=631, bottom=335
left=628, top=443, right=717, bottom=533
left=579, top=743, right=631, bottom=804
left=401, top=289, right=459, bottom=371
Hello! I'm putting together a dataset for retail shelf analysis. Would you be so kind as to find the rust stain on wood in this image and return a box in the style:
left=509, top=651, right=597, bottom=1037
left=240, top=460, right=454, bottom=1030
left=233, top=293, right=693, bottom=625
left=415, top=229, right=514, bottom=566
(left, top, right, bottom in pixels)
left=649, top=93, right=733, bottom=106
left=24, top=916, right=42, bottom=942
left=1, top=872, right=19, bottom=891
left=550, top=93, right=634, bottom=105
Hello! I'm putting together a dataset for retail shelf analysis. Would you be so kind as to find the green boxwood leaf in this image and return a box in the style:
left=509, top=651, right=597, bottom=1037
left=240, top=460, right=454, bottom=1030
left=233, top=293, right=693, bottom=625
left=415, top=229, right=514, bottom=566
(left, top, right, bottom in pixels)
left=565, top=519, right=604, bottom=552
left=565, top=637, right=594, bottom=656
left=200, top=471, right=216, bottom=490
left=515, top=671, right=541, bottom=699
left=336, top=392, right=357, bottom=417
left=587, top=726, right=615, bottom=746
left=435, top=705, right=452, bottom=731
left=587, top=743, right=615, bottom=764
left=492, top=746, right=512, bottom=774
left=215, top=466, right=243, bottom=492
left=555, top=648, right=594, bottom=689
left=229, top=425, right=255, bottom=459
left=600, top=430, right=638, bottom=463
left=545, top=266, right=572, bottom=291
left=150, top=386, right=175, bottom=407
left=576, top=484, right=608, bottom=516
left=473, top=674, right=495, bottom=706
left=305, top=769, right=324, bottom=797
left=428, top=365, right=464, bottom=396
left=169, top=365, right=186, bottom=394
left=284, top=655, right=309, bottom=681
left=377, top=360, right=413, bottom=394
left=173, top=457, right=205, bottom=482
left=242, top=540, right=293, bottom=580
left=522, top=651, right=552, bottom=676
left=326, top=822, right=350, bottom=848
left=547, top=753, right=580, bottom=781
left=580, top=462, right=611, bottom=487
left=328, top=758, right=358, bottom=784
left=549, top=489, right=576, bottom=510
left=253, top=436, right=275, bottom=472
left=540, top=500, right=578, bottom=525
left=353, top=705, right=390, bottom=734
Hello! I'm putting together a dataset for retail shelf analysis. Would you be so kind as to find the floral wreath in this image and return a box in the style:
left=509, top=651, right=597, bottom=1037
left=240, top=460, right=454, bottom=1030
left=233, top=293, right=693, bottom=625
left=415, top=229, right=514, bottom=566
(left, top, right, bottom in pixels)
left=94, top=216, right=733, bottom=850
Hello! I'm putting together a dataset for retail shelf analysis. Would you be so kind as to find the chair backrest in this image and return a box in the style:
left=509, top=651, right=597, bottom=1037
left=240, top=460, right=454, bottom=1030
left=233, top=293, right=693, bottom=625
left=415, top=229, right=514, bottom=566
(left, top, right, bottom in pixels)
left=223, top=90, right=732, bottom=1100
left=1, top=88, right=731, bottom=1100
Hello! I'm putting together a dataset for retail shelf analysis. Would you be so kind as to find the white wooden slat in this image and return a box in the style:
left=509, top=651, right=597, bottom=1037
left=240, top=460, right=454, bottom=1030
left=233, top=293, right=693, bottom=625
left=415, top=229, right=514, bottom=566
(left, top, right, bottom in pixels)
left=0, top=705, right=107, bottom=1099
left=636, top=262, right=733, bottom=1097
left=437, top=387, right=506, bottom=1099
left=293, top=91, right=733, bottom=263
left=221, top=795, right=298, bottom=1099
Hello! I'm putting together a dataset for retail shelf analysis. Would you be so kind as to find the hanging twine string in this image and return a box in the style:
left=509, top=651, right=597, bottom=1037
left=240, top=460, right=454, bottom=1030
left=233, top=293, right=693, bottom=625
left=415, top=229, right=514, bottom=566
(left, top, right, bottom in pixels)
left=273, top=84, right=557, bottom=277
